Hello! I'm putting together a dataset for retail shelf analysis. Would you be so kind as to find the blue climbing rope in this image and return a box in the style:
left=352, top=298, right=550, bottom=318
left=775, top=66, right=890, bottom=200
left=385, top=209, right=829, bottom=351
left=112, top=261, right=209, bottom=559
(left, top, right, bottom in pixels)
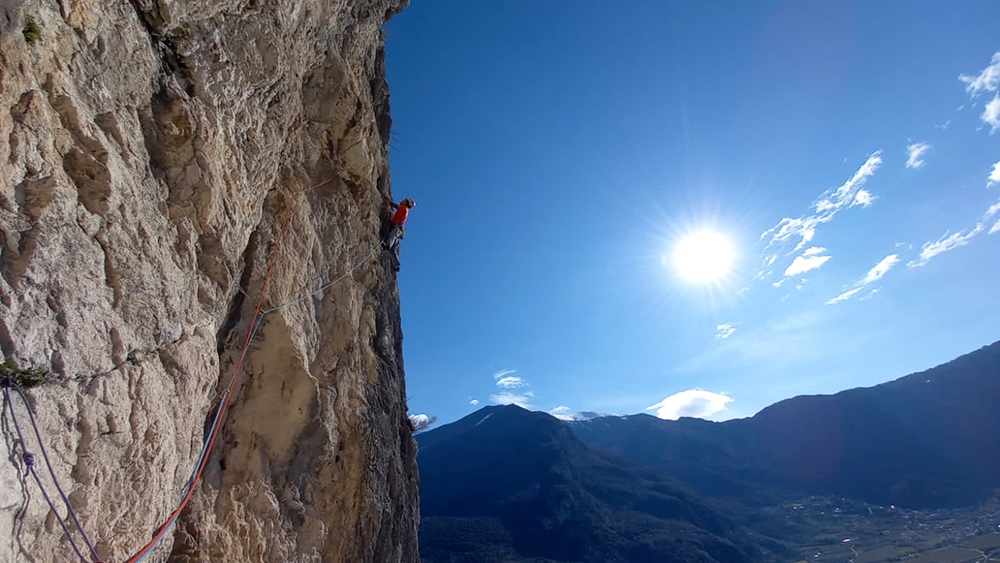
left=2, top=378, right=101, bottom=562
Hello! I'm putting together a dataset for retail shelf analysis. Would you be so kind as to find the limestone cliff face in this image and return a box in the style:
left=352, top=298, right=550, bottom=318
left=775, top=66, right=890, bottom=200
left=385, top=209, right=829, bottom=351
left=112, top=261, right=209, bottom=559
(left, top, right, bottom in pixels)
left=0, top=1, right=417, bottom=561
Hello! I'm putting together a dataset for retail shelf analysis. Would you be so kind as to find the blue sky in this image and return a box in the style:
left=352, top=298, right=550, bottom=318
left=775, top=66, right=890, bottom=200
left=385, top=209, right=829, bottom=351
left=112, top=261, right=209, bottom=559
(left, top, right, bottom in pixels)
left=384, top=1, right=1000, bottom=428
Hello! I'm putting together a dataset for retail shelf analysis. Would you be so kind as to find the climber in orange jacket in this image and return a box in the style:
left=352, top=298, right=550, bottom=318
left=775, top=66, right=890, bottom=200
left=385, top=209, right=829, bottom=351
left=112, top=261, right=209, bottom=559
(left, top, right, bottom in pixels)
left=383, top=195, right=415, bottom=271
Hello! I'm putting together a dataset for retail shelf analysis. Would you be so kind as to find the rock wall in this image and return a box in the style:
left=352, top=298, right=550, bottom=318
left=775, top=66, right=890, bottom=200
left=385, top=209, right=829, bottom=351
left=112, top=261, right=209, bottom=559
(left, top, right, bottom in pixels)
left=0, top=1, right=417, bottom=561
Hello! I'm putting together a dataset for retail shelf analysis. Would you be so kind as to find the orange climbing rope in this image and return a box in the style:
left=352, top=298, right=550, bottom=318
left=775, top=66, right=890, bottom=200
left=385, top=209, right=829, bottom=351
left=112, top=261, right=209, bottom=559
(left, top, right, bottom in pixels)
left=124, top=178, right=340, bottom=562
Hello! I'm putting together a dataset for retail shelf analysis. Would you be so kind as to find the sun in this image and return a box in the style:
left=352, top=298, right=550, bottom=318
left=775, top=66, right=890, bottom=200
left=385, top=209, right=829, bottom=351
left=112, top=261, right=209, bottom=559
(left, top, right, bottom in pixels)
left=672, top=230, right=735, bottom=283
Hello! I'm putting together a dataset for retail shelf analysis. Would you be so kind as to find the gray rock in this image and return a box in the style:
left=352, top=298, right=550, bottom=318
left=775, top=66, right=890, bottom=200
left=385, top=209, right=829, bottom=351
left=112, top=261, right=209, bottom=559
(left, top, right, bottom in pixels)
left=0, top=1, right=416, bottom=561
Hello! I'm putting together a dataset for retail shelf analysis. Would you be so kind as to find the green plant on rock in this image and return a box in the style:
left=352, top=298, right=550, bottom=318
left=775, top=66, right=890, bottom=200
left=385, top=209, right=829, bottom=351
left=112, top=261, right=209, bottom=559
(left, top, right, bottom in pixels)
left=0, top=361, right=47, bottom=388
left=23, top=16, right=41, bottom=47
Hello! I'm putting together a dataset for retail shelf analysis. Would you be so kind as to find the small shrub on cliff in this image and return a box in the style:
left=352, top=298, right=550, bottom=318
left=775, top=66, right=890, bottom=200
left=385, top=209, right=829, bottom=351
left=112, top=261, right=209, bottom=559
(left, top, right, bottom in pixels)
left=0, top=361, right=47, bottom=389
left=23, top=17, right=41, bottom=46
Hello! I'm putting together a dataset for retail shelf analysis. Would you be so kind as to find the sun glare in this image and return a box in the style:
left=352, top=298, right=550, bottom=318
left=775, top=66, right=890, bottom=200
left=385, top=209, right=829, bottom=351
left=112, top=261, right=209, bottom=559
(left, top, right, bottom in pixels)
left=672, top=230, right=734, bottom=283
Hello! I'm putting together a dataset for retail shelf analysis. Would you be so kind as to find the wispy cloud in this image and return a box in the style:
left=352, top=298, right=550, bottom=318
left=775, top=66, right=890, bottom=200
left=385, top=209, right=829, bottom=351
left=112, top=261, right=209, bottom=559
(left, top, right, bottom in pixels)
left=989, top=201, right=1000, bottom=219
left=760, top=152, right=882, bottom=268
left=907, top=189, right=1000, bottom=267
left=490, top=369, right=533, bottom=407
left=983, top=96, right=1000, bottom=133
left=987, top=200, right=1000, bottom=234
left=490, top=391, right=533, bottom=408
left=548, top=405, right=576, bottom=421
left=862, top=254, right=900, bottom=284
left=495, top=376, right=526, bottom=388
left=715, top=322, right=737, bottom=340
left=936, top=119, right=952, bottom=130
left=861, top=288, right=880, bottom=301
left=784, top=253, right=831, bottom=276
left=470, top=398, right=479, bottom=406
left=646, top=389, right=733, bottom=421
left=409, top=414, right=438, bottom=432
left=988, top=161, right=1000, bottom=187
left=961, top=52, right=1000, bottom=95
left=825, top=254, right=899, bottom=305
left=905, top=142, right=931, bottom=169
left=826, top=287, right=863, bottom=305
left=960, top=52, right=1000, bottom=132
left=908, top=227, right=983, bottom=267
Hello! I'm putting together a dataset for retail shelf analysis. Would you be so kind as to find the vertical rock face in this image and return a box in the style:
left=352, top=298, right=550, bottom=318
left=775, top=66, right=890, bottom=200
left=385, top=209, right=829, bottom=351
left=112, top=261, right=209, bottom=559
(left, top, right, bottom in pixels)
left=0, top=1, right=416, bottom=562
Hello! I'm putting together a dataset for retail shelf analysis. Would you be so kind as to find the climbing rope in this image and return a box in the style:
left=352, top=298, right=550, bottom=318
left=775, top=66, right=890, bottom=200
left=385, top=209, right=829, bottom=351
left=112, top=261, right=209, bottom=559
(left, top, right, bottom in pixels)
left=263, top=240, right=383, bottom=315
left=2, top=377, right=102, bottom=563
left=124, top=178, right=393, bottom=562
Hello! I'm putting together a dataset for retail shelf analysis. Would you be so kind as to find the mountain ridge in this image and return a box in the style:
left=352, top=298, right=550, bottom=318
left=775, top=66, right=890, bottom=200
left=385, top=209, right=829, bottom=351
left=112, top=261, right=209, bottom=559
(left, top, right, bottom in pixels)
left=572, top=339, right=1000, bottom=508
left=416, top=339, right=999, bottom=562
left=417, top=404, right=770, bottom=562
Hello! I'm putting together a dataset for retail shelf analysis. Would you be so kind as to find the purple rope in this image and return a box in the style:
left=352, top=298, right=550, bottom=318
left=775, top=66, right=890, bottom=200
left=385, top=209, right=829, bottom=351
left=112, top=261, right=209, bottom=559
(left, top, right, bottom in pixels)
left=3, top=379, right=100, bottom=562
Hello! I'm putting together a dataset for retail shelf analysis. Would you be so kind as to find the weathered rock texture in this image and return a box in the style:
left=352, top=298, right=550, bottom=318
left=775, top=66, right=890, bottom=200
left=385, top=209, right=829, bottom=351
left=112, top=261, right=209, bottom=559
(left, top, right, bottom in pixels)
left=0, top=1, right=417, bottom=561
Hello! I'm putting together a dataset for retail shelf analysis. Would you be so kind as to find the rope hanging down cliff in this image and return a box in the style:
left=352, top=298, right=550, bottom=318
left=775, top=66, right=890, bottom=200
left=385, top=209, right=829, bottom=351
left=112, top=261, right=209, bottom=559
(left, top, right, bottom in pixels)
left=2, top=377, right=103, bottom=563
left=125, top=178, right=393, bottom=563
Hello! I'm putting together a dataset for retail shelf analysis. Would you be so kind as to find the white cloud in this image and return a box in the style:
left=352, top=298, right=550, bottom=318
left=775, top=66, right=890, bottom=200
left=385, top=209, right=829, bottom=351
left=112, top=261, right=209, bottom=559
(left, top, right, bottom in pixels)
left=548, top=405, right=576, bottom=421
left=469, top=399, right=479, bottom=406
left=489, top=369, right=533, bottom=405
left=988, top=201, right=1000, bottom=234
left=490, top=391, right=533, bottom=408
left=907, top=198, right=1000, bottom=266
left=495, top=376, right=526, bottom=388
left=825, top=253, right=898, bottom=305
left=905, top=142, right=931, bottom=169
left=646, top=389, right=733, bottom=421
left=825, top=287, right=863, bottom=305
left=784, top=254, right=831, bottom=276
left=715, top=322, right=737, bottom=340
left=989, top=161, right=1000, bottom=187
left=982, top=95, right=1000, bottom=133
left=816, top=153, right=882, bottom=212
left=854, top=189, right=874, bottom=207
left=409, top=414, right=437, bottom=432
left=936, top=120, right=952, bottom=130
left=960, top=51, right=1000, bottom=95
left=761, top=152, right=882, bottom=258
left=802, top=246, right=826, bottom=256
left=908, top=226, right=984, bottom=267
left=960, top=53, right=1000, bottom=131
left=492, top=369, right=516, bottom=380
left=861, top=288, right=880, bottom=301
left=862, top=254, right=899, bottom=284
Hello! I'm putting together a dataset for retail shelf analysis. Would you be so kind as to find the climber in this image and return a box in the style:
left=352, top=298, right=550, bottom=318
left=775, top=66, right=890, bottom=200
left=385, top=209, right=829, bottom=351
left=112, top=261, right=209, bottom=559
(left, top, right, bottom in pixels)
left=383, top=195, right=415, bottom=271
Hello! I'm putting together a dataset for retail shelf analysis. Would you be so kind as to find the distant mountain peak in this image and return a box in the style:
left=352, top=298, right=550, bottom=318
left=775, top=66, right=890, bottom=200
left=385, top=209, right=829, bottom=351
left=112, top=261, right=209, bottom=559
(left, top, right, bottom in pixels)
left=551, top=410, right=622, bottom=421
